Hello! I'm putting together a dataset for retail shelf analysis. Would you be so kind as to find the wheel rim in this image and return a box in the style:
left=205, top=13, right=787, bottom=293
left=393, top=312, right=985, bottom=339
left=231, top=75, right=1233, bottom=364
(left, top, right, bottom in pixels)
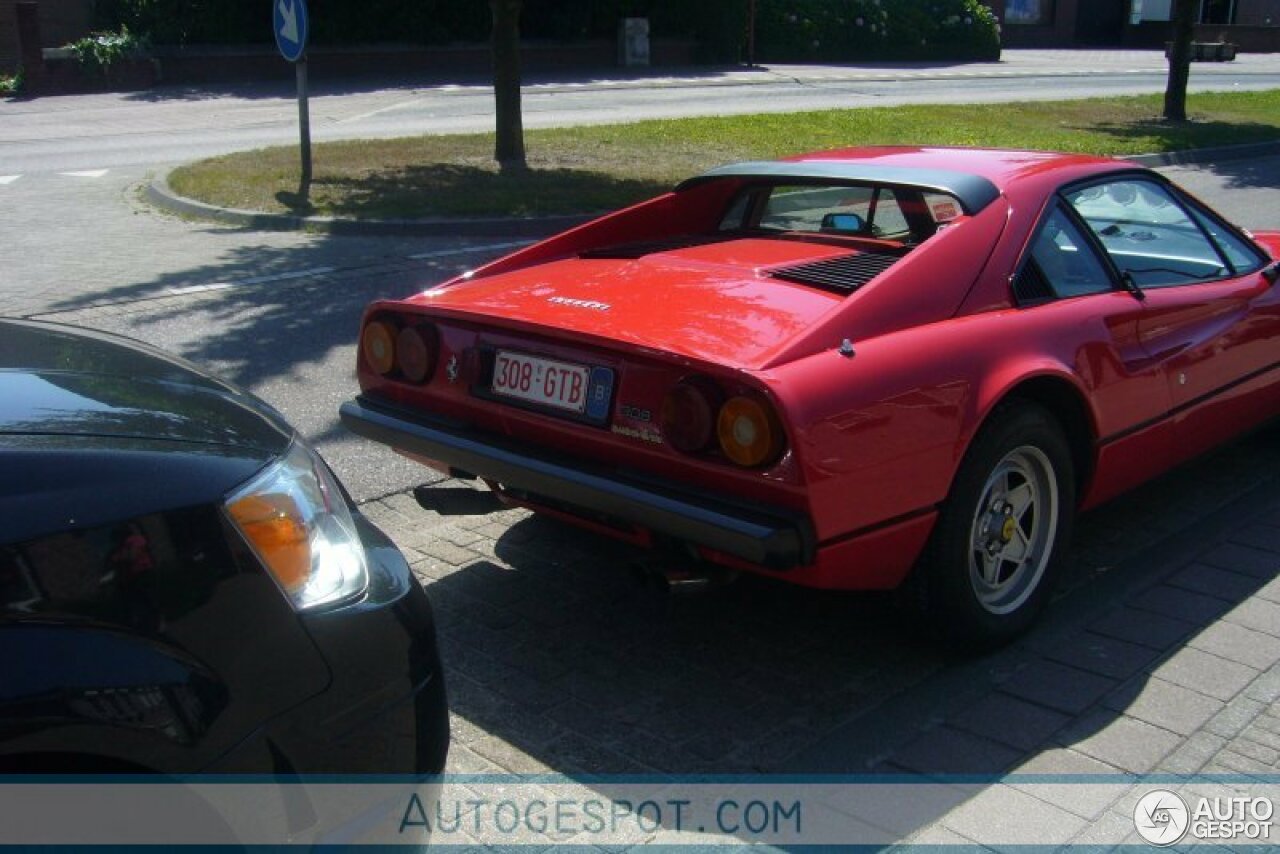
left=967, top=445, right=1059, bottom=615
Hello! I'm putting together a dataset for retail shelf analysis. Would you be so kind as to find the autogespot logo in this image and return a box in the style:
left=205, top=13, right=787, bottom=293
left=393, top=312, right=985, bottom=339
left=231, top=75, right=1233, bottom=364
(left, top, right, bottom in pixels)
left=1134, top=790, right=1190, bottom=846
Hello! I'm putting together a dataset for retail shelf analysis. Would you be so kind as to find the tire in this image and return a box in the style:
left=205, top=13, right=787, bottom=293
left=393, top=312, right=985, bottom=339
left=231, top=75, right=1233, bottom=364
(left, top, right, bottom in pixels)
left=918, top=402, right=1076, bottom=647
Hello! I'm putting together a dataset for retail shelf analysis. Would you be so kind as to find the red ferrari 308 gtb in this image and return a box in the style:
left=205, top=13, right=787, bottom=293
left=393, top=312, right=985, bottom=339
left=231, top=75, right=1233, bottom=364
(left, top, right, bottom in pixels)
left=342, top=147, right=1280, bottom=644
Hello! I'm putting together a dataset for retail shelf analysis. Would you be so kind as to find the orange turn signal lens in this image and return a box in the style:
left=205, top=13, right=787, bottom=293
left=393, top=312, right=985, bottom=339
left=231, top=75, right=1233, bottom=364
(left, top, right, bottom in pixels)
left=226, top=493, right=310, bottom=594
left=396, top=324, right=438, bottom=384
left=361, top=320, right=397, bottom=375
left=225, top=442, right=369, bottom=611
left=717, top=395, right=784, bottom=468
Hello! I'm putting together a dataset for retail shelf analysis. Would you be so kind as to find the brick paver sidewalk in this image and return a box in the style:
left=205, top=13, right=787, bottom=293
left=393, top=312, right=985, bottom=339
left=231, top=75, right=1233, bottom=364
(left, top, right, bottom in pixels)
left=358, top=418, right=1279, bottom=848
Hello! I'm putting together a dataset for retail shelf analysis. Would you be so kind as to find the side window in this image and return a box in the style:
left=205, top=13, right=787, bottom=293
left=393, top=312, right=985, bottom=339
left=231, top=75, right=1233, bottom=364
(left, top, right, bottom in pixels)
left=867, top=189, right=911, bottom=239
left=1015, top=205, right=1113, bottom=302
left=1065, top=179, right=1230, bottom=288
left=718, top=192, right=752, bottom=231
left=1186, top=204, right=1265, bottom=274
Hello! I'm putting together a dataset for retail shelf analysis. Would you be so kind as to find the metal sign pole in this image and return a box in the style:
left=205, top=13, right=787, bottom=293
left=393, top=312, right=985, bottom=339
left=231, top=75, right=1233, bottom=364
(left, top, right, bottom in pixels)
left=296, top=57, right=312, bottom=192
left=275, top=0, right=311, bottom=197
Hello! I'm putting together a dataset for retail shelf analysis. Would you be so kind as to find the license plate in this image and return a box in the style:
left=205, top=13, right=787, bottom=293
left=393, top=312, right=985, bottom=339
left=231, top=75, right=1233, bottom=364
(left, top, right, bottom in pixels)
left=492, top=350, right=592, bottom=414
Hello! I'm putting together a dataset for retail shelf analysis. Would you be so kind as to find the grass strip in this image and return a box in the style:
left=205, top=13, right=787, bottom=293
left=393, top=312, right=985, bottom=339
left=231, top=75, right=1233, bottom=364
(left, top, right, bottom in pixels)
left=168, top=89, right=1280, bottom=219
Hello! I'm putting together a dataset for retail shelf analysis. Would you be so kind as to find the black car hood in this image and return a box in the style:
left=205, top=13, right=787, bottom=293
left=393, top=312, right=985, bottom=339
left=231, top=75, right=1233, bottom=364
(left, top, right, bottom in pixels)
left=0, top=320, right=294, bottom=544
left=0, top=319, right=292, bottom=453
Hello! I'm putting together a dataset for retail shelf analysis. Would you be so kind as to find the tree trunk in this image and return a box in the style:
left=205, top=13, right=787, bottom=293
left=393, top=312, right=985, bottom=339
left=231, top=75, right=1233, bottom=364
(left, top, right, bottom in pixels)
left=1163, top=0, right=1196, bottom=122
left=490, top=0, right=525, bottom=171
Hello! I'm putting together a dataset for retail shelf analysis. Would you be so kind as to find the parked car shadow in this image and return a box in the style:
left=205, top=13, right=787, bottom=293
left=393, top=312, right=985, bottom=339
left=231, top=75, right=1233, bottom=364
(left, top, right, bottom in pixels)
left=412, top=423, right=1278, bottom=841
left=1084, top=117, right=1280, bottom=180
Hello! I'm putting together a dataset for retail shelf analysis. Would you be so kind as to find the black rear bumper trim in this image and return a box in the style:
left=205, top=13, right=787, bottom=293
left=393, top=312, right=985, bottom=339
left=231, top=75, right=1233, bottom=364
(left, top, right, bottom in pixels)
left=340, top=397, right=814, bottom=570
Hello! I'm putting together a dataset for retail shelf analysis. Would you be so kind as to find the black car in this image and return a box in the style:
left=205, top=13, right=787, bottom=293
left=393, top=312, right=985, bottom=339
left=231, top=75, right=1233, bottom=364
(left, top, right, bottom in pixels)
left=0, top=319, right=448, bottom=774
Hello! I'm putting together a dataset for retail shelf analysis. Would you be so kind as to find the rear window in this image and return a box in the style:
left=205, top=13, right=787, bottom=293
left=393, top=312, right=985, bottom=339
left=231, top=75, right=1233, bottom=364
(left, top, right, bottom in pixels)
left=720, top=182, right=956, bottom=244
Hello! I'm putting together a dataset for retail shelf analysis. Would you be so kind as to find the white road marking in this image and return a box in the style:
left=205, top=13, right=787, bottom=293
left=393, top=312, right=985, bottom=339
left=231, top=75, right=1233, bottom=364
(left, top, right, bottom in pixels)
left=165, top=282, right=234, bottom=297
left=0, top=175, right=20, bottom=185
left=408, top=240, right=533, bottom=261
left=164, top=266, right=337, bottom=297
left=236, top=266, right=337, bottom=286
left=60, top=169, right=110, bottom=178
left=338, top=98, right=424, bottom=123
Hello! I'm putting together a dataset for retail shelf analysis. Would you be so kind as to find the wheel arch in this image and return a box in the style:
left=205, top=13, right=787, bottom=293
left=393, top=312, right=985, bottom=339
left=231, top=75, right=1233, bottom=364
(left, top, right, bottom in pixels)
left=968, top=370, right=1099, bottom=502
left=914, top=367, right=1094, bottom=645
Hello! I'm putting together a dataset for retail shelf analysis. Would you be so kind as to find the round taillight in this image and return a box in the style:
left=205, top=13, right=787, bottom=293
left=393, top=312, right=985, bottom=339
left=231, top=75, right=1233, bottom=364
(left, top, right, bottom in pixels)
left=661, top=379, right=720, bottom=453
left=361, top=320, right=397, bottom=376
left=396, top=325, right=438, bottom=384
left=717, top=395, right=784, bottom=468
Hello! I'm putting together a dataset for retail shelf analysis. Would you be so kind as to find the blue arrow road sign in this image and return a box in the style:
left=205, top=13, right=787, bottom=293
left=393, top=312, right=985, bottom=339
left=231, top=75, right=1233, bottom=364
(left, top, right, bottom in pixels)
left=274, top=0, right=309, bottom=63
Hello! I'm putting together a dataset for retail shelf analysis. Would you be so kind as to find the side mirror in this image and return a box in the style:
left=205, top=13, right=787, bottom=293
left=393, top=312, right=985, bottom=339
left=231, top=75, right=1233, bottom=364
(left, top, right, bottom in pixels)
left=1263, top=261, right=1280, bottom=285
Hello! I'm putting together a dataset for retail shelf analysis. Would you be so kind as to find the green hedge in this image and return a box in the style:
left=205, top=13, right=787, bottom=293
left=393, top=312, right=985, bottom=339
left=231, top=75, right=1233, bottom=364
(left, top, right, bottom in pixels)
left=94, top=0, right=995, bottom=63
left=92, top=0, right=657, bottom=46
left=755, top=0, right=1000, bottom=62
left=94, top=0, right=265, bottom=46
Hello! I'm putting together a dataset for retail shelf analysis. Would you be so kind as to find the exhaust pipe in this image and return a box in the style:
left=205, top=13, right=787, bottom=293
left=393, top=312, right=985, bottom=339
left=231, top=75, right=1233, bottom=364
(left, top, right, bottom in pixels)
left=631, top=558, right=738, bottom=596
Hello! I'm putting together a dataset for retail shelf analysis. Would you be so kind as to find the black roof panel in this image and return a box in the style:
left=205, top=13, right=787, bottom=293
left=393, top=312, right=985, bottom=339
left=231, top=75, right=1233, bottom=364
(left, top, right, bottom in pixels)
left=677, top=161, right=1001, bottom=214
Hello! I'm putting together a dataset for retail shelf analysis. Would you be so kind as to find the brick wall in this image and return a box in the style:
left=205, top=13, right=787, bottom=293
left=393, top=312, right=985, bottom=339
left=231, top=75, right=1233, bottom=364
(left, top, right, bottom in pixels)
left=0, top=0, right=94, bottom=74
left=0, top=2, right=17, bottom=73
left=1235, top=0, right=1280, bottom=26
left=37, top=0, right=94, bottom=47
left=983, top=0, right=1082, bottom=46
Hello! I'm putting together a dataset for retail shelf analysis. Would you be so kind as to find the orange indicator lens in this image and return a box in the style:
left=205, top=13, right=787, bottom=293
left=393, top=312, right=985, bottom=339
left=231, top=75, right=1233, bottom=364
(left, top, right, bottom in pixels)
left=717, top=395, right=783, bottom=467
left=361, top=320, right=397, bottom=375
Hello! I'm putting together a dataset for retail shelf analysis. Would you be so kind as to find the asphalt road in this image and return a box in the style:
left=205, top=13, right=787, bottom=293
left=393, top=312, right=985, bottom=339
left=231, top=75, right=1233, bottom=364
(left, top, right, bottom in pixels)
left=2, top=49, right=1280, bottom=173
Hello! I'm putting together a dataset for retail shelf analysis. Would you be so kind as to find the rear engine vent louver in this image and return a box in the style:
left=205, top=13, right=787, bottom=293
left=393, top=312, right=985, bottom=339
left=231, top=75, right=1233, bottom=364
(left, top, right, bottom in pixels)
left=769, top=252, right=901, bottom=295
left=578, top=235, right=731, bottom=259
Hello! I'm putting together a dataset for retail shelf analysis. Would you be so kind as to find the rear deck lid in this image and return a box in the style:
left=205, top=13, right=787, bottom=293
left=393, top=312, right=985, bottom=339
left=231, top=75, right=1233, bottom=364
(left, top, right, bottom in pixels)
left=411, top=238, right=894, bottom=368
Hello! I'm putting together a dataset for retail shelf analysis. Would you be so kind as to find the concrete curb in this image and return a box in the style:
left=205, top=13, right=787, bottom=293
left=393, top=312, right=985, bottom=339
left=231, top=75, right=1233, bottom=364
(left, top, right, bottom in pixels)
left=144, top=171, right=595, bottom=238
left=147, top=140, right=1277, bottom=237
left=1123, top=139, right=1280, bottom=167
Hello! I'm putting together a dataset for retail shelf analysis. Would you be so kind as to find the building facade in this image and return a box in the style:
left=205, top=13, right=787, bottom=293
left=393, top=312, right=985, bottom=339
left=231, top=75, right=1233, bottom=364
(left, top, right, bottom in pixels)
left=1, top=0, right=94, bottom=74
left=984, top=0, right=1280, bottom=47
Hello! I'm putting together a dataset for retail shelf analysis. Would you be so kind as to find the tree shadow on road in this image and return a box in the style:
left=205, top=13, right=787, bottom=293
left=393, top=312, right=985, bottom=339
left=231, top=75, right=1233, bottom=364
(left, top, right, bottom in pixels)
left=1192, top=152, right=1280, bottom=191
